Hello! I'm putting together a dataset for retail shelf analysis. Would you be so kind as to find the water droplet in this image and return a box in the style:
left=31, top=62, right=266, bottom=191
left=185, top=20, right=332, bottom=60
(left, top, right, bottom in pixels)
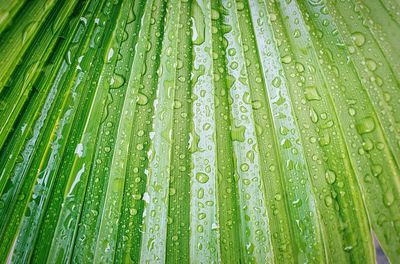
left=246, top=243, right=255, bottom=254
left=211, top=9, right=220, bottom=20
left=362, top=138, right=374, bottom=151
left=198, top=188, right=204, bottom=199
left=281, top=55, right=292, bottom=64
left=274, top=92, right=286, bottom=106
left=348, top=107, right=356, bottom=116
left=325, top=169, right=336, bottom=184
left=110, top=74, right=125, bottom=89
left=294, top=29, right=301, bottom=38
left=281, top=139, right=292, bottom=149
left=366, top=59, right=377, bottom=71
left=243, top=179, right=251, bottom=185
left=230, top=61, right=238, bottom=69
left=356, top=117, right=375, bottom=134
left=344, top=245, right=353, bottom=252
left=383, top=190, right=394, bottom=207
left=310, top=108, right=318, bottom=123
left=319, top=133, right=331, bottom=146
left=198, top=213, right=206, bottom=219
left=351, top=32, right=365, bottom=47
left=295, top=62, right=305, bottom=72
left=136, top=144, right=144, bottom=150
left=236, top=2, right=245, bottom=11
left=324, top=195, right=333, bottom=207
left=130, top=208, right=138, bottom=216
left=17, top=194, right=25, bottom=201
left=203, top=123, right=211, bottom=131
left=107, top=48, right=114, bottom=62
left=137, top=93, right=148, bottom=105
left=252, top=100, right=262, bottom=110
left=196, top=172, right=209, bottom=183
left=287, top=160, right=294, bottom=170
left=240, top=163, right=249, bottom=172
left=231, top=125, right=246, bottom=142
left=174, top=100, right=182, bottom=109
left=169, top=188, right=176, bottom=196
left=371, top=164, right=382, bottom=177
left=292, top=199, right=302, bottom=208
left=246, top=151, right=254, bottom=162
left=304, top=86, right=321, bottom=101
left=272, top=77, right=281, bottom=88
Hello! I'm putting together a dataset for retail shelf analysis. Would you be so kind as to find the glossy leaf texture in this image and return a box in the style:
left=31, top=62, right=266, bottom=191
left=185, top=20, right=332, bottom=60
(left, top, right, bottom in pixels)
left=0, top=0, right=399, bottom=263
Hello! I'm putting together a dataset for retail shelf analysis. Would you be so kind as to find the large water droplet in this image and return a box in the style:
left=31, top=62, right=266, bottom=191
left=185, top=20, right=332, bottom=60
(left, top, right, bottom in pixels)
left=351, top=32, right=365, bottom=47
left=231, top=125, right=246, bottom=142
left=137, top=93, right=148, bottom=105
left=304, top=86, right=321, bottom=101
left=110, top=74, right=125, bottom=89
left=356, top=117, right=375, bottom=134
left=196, top=173, right=209, bottom=183
left=281, top=55, right=292, bottom=64
left=272, top=77, right=281, bottom=88
left=325, top=169, right=336, bottom=184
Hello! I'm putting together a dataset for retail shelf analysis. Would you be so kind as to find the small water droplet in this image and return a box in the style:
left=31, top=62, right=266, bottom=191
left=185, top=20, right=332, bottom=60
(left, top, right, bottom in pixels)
left=292, top=199, right=302, bottom=208
left=383, top=190, right=394, bottom=207
left=348, top=107, right=356, bottom=116
left=310, top=108, right=318, bottom=123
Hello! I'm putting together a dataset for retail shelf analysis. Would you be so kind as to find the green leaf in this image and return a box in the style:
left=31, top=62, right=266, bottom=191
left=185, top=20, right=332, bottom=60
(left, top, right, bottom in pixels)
left=0, top=0, right=399, bottom=263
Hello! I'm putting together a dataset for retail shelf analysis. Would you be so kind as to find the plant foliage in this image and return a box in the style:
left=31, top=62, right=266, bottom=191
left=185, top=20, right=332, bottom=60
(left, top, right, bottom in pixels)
left=0, top=0, right=399, bottom=263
